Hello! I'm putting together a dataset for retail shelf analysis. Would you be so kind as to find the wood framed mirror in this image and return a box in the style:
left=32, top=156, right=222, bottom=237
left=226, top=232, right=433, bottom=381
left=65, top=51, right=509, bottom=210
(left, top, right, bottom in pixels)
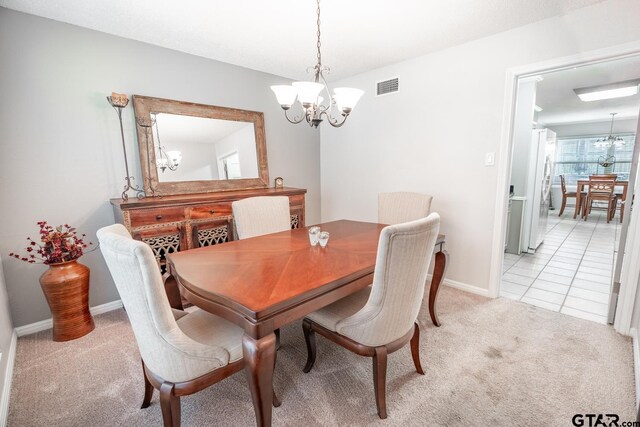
left=133, top=95, right=269, bottom=196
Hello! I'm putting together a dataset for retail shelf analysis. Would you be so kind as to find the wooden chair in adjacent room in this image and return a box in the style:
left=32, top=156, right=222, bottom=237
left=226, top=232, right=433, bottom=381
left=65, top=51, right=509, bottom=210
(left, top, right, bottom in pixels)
left=378, top=191, right=433, bottom=225
left=97, top=224, right=279, bottom=427
left=590, top=174, right=618, bottom=180
left=301, top=213, right=441, bottom=419
left=559, top=174, right=585, bottom=217
left=583, top=178, right=617, bottom=223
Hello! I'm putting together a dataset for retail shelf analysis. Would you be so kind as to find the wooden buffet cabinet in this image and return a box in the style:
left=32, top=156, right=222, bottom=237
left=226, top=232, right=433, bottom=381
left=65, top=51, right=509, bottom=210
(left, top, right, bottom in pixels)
left=110, top=187, right=306, bottom=274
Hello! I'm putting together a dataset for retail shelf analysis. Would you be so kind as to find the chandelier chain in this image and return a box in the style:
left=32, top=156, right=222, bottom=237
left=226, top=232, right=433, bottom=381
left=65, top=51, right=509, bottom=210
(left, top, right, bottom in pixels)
left=316, top=0, right=321, bottom=67
left=609, top=112, right=616, bottom=134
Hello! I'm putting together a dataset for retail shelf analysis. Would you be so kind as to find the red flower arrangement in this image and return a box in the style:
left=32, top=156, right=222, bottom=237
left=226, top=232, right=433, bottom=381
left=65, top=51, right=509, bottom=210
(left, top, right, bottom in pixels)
left=9, top=222, right=93, bottom=265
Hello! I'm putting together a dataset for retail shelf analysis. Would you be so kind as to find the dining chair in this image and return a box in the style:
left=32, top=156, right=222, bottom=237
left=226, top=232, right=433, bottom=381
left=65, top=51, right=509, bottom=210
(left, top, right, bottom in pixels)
left=378, top=192, right=433, bottom=225
left=591, top=174, right=618, bottom=180
left=558, top=174, right=585, bottom=217
left=232, top=196, right=291, bottom=240
left=232, top=195, right=291, bottom=346
left=583, top=178, right=617, bottom=223
left=301, top=213, right=441, bottom=419
left=97, top=224, right=279, bottom=427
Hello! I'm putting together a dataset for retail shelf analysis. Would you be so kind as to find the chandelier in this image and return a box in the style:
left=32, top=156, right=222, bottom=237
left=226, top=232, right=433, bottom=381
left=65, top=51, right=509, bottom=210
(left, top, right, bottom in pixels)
left=270, top=0, right=363, bottom=128
left=151, top=113, right=182, bottom=172
left=594, top=113, right=626, bottom=148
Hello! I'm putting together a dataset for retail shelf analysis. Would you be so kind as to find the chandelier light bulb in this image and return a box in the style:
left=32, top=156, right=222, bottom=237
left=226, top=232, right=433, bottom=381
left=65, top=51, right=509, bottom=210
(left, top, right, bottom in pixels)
left=293, top=82, right=324, bottom=106
left=333, top=88, right=364, bottom=114
left=270, top=85, right=298, bottom=109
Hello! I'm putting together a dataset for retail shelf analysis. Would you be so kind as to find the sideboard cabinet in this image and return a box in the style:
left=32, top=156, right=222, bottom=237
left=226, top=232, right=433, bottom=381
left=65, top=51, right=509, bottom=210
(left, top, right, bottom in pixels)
left=110, top=187, right=306, bottom=273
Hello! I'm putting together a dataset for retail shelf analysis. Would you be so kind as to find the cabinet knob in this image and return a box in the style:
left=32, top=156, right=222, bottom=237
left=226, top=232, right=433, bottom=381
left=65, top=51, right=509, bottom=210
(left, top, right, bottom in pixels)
left=156, top=215, right=163, bottom=220
left=209, top=209, right=215, bottom=214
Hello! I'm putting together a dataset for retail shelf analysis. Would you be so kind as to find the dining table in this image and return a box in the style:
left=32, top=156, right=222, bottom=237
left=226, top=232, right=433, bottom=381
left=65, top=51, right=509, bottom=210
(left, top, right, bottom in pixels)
left=166, top=219, right=448, bottom=426
left=573, top=178, right=628, bottom=219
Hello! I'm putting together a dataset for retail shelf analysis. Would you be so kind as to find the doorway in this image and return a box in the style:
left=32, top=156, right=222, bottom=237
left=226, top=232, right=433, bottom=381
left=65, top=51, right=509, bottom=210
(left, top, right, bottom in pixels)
left=497, top=53, right=640, bottom=325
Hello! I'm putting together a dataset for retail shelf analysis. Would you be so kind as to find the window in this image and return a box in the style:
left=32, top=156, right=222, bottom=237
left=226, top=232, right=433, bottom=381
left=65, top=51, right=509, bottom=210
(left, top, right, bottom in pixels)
left=554, top=134, right=635, bottom=185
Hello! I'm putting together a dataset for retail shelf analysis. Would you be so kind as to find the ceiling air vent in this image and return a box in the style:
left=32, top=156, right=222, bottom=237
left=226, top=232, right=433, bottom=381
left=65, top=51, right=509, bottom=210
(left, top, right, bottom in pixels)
left=376, top=77, right=399, bottom=96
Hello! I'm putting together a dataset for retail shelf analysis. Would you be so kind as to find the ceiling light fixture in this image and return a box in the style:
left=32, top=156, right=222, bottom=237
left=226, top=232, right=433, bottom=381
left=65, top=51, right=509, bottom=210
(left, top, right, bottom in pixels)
left=270, top=0, right=363, bottom=128
left=574, top=79, right=640, bottom=102
left=594, top=113, right=626, bottom=148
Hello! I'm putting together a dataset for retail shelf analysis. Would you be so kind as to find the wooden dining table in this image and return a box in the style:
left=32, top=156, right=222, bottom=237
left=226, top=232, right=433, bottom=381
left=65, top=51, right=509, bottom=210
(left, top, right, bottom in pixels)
left=574, top=179, right=629, bottom=219
left=167, top=220, right=447, bottom=426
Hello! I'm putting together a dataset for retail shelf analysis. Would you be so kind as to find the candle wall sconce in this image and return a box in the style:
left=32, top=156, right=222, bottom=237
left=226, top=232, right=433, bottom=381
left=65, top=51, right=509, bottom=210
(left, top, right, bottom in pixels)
left=107, top=92, right=145, bottom=201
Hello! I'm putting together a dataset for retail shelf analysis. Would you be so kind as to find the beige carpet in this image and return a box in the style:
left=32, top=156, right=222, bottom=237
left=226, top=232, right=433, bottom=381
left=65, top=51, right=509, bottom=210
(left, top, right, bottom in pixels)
left=8, top=287, right=636, bottom=426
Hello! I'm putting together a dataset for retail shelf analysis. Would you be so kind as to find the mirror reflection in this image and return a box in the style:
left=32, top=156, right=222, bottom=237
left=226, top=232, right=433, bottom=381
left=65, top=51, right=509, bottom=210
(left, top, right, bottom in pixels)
left=151, top=113, right=260, bottom=183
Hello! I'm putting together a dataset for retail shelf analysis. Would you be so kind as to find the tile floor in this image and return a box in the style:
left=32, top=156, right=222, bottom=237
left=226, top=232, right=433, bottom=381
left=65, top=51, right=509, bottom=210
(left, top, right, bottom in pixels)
left=501, top=208, right=621, bottom=324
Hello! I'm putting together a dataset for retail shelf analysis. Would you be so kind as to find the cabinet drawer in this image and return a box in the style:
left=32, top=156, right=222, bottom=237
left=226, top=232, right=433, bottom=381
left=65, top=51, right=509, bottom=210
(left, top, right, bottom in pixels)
left=129, top=207, right=186, bottom=227
left=289, top=194, right=305, bottom=206
left=189, top=202, right=233, bottom=220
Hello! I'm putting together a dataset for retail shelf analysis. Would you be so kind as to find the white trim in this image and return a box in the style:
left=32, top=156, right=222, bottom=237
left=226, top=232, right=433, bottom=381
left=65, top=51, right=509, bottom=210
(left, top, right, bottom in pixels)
left=443, top=278, right=490, bottom=297
left=14, top=300, right=123, bottom=337
left=0, top=331, right=17, bottom=427
left=90, top=299, right=123, bottom=316
left=488, top=41, right=640, bottom=302
left=614, top=166, right=640, bottom=335
left=426, top=274, right=490, bottom=297
left=632, top=328, right=640, bottom=409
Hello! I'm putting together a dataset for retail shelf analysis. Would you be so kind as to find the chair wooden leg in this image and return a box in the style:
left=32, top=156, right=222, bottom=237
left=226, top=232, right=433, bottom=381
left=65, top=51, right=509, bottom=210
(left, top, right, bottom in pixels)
left=159, top=382, right=181, bottom=427
left=141, top=360, right=154, bottom=409
left=410, top=323, right=425, bottom=375
left=584, top=198, right=591, bottom=221
left=559, top=196, right=567, bottom=216
left=373, top=346, right=388, bottom=419
left=275, top=328, right=281, bottom=350
left=607, top=199, right=613, bottom=223
left=302, top=319, right=317, bottom=373
left=272, top=341, right=281, bottom=408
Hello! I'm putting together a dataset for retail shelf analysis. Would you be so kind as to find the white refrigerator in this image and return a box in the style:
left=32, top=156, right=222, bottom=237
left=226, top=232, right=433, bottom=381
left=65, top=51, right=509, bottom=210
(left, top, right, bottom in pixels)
left=523, top=129, right=557, bottom=253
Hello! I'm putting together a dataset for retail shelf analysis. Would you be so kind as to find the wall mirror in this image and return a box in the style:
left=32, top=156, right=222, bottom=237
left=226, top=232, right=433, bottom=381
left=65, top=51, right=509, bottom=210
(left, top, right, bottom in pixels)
left=133, top=95, right=269, bottom=196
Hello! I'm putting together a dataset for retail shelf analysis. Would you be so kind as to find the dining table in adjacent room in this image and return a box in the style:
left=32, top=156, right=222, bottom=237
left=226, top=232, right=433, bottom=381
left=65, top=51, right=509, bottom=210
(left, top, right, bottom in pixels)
left=167, top=219, right=448, bottom=426
left=574, top=178, right=629, bottom=219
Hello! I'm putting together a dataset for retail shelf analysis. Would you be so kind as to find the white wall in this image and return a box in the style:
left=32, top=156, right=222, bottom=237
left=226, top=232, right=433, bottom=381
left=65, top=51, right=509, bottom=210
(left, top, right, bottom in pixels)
left=510, top=79, right=538, bottom=197
left=158, top=140, right=218, bottom=182
left=0, top=8, right=321, bottom=327
left=321, top=0, right=640, bottom=291
left=214, top=125, right=260, bottom=179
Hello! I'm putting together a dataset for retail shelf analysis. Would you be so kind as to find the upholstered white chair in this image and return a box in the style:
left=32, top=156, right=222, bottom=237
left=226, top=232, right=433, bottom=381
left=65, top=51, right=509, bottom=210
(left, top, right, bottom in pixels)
left=97, top=224, right=278, bottom=427
left=232, top=195, right=291, bottom=346
left=378, top=192, right=433, bottom=225
left=302, top=213, right=441, bottom=419
left=232, top=196, right=291, bottom=240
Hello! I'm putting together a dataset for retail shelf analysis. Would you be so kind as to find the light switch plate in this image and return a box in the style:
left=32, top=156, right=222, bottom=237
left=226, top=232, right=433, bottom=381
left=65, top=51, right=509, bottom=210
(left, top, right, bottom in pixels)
left=485, top=152, right=495, bottom=166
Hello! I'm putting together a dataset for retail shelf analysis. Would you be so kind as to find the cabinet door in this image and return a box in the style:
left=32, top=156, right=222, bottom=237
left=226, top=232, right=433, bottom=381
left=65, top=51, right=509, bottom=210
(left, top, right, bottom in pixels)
left=290, top=206, right=305, bottom=229
left=133, top=225, right=185, bottom=275
left=191, top=219, right=233, bottom=248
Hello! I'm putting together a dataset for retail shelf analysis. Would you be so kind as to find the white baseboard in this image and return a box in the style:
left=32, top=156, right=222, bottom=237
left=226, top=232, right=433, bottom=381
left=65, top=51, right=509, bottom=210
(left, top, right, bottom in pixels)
left=632, top=328, right=640, bottom=409
left=15, top=299, right=123, bottom=338
left=426, top=274, right=490, bottom=297
left=443, top=278, right=491, bottom=297
left=0, top=331, right=17, bottom=426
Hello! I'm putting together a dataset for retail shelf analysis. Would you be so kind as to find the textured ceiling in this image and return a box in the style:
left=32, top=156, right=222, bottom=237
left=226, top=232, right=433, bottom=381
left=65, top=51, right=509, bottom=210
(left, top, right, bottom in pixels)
left=536, top=54, right=640, bottom=126
left=0, top=0, right=606, bottom=81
